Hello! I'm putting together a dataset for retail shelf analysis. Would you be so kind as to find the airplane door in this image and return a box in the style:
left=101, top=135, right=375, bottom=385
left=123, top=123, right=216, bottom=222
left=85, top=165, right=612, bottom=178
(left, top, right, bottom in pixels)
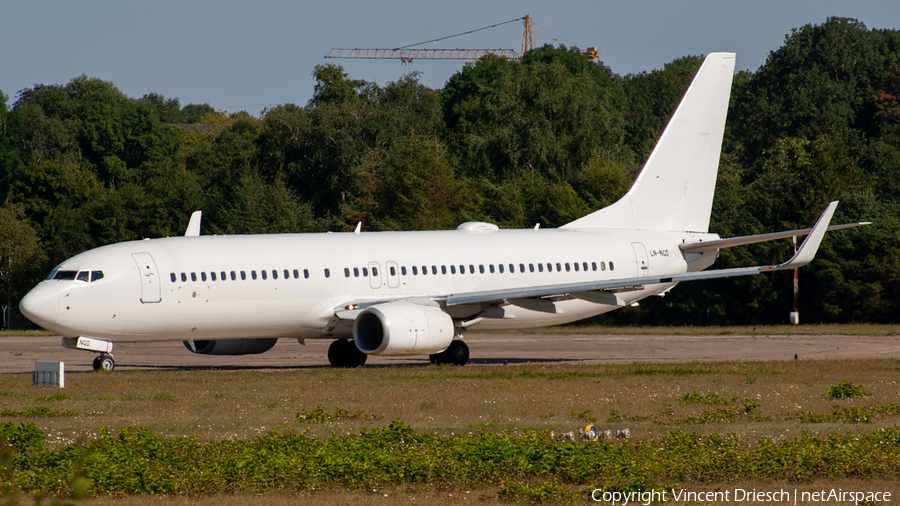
left=368, top=261, right=383, bottom=289
left=631, top=243, right=650, bottom=277
left=386, top=261, right=400, bottom=288
left=132, top=252, right=162, bottom=303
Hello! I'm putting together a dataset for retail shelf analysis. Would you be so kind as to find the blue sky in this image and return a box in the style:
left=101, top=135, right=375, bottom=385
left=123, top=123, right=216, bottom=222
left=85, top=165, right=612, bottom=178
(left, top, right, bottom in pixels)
left=2, top=1, right=898, bottom=116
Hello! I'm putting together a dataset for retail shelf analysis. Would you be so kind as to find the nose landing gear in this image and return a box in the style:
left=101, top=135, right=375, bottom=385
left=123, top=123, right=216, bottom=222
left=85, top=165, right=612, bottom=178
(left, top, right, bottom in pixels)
left=63, top=337, right=116, bottom=372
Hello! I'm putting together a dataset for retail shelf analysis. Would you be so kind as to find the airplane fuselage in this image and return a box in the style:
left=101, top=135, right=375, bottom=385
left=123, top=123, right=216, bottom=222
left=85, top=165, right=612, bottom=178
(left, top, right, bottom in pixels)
left=22, top=226, right=718, bottom=343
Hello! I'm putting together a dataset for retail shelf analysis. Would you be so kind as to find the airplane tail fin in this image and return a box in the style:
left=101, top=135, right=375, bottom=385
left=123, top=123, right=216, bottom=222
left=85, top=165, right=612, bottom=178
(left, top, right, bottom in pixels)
left=562, top=52, right=736, bottom=233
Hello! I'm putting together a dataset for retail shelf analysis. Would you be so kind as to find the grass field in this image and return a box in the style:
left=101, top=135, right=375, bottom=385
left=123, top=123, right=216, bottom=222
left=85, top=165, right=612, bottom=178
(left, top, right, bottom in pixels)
left=2, top=353, right=900, bottom=504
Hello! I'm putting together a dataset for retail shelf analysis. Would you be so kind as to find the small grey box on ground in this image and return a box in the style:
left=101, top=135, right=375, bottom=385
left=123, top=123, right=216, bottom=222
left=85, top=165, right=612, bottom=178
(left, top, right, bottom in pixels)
left=34, top=361, right=65, bottom=388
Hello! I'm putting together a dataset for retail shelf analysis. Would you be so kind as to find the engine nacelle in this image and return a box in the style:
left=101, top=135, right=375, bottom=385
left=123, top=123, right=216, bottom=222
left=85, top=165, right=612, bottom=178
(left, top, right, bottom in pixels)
left=353, top=303, right=454, bottom=356
left=183, top=338, right=278, bottom=355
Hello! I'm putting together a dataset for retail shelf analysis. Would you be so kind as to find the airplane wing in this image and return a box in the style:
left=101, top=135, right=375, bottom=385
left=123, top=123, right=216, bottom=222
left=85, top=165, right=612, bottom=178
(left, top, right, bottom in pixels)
left=444, top=201, right=846, bottom=308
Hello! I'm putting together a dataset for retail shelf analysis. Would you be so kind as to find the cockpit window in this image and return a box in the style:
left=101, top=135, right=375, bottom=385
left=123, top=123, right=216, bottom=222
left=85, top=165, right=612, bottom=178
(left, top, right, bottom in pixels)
left=76, top=271, right=90, bottom=282
left=53, top=270, right=78, bottom=280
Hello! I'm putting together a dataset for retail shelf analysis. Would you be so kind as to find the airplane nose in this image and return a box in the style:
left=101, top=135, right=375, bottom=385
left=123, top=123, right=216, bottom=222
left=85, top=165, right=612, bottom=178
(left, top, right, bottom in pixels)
left=19, top=283, right=59, bottom=326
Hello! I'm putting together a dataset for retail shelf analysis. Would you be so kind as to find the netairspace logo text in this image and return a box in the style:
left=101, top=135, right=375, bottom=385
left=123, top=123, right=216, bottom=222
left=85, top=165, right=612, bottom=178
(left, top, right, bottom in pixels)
left=591, top=488, right=892, bottom=505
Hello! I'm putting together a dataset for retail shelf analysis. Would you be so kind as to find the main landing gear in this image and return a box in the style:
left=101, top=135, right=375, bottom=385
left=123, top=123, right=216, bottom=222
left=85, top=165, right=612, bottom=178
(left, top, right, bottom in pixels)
left=92, top=354, right=115, bottom=372
left=430, top=340, right=469, bottom=366
left=327, top=339, right=367, bottom=368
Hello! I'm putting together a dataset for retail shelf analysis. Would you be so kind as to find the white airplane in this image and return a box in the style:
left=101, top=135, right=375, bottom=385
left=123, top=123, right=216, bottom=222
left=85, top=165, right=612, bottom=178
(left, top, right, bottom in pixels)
left=19, top=53, right=869, bottom=371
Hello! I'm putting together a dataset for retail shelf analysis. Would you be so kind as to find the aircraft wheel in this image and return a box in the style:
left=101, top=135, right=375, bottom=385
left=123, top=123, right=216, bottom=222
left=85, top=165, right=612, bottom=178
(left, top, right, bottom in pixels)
left=95, top=354, right=115, bottom=372
left=328, top=340, right=367, bottom=368
left=327, top=340, right=348, bottom=367
left=446, top=340, right=469, bottom=366
left=430, top=341, right=468, bottom=366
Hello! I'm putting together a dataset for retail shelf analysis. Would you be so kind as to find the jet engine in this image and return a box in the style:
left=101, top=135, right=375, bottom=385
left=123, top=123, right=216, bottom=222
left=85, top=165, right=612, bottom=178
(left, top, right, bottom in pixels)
left=353, top=303, right=454, bottom=355
left=183, top=338, right=278, bottom=355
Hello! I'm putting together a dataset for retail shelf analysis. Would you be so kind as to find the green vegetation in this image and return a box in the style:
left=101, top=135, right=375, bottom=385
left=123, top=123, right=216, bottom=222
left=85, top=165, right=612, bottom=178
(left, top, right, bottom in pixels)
left=2, top=421, right=900, bottom=500
left=0, top=359, right=898, bottom=502
left=677, top=391, right=737, bottom=405
left=827, top=381, right=871, bottom=399
left=2, top=17, right=900, bottom=327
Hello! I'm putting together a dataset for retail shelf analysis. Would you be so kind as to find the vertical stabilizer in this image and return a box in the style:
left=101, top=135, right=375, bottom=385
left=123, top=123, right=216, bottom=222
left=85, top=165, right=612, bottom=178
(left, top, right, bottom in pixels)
left=562, top=52, right=736, bottom=232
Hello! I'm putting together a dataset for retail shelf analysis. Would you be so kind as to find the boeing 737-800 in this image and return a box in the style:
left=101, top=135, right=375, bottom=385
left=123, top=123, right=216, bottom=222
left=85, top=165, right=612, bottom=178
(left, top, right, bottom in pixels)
left=18, top=53, right=868, bottom=371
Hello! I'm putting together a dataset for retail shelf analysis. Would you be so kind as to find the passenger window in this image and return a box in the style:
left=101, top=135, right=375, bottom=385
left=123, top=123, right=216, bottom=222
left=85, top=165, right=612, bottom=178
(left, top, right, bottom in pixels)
left=459, top=265, right=465, bottom=274
left=450, top=265, right=456, bottom=274
left=412, top=266, right=418, bottom=275
left=221, top=271, right=227, bottom=280
left=547, top=263, right=552, bottom=272
left=181, top=273, right=187, bottom=282
left=170, top=273, right=177, bottom=282
left=293, top=269, right=299, bottom=279
left=489, top=265, right=495, bottom=273
left=401, top=266, right=407, bottom=276
left=469, top=265, right=475, bottom=274
left=192, top=273, right=197, bottom=282
left=610, top=261, right=615, bottom=271
left=344, top=268, right=351, bottom=278
left=499, top=264, right=504, bottom=273
left=374, top=267, right=379, bottom=276
left=303, top=269, right=309, bottom=279
left=251, top=271, right=257, bottom=280
left=201, top=272, right=207, bottom=281
left=76, top=271, right=90, bottom=282
left=211, top=272, right=217, bottom=281
left=324, top=269, right=330, bottom=278
left=363, top=267, right=369, bottom=277
left=429, top=266, right=434, bottom=275
left=421, top=266, right=427, bottom=275
left=231, top=271, right=237, bottom=280
left=583, top=262, right=588, bottom=271
left=538, top=264, right=543, bottom=272
left=391, top=266, right=397, bottom=276
left=519, top=264, right=525, bottom=273
left=565, top=263, right=571, bottom=272
left=441, top=266, right=446, bottom=275
left=272, top=270, right=278, bottom=279
left=509, top=264, right=515, bottom=273
left=529, top=264, right=534, bottom=273
left=262, top=270, right=267, bottom=280
left=556, top=263, right=562, bottom=272
left=353, top=267, right=359, bottom=277
left=592, top=262, right=598, bottom=271
left=241, top=271, right=247, bottom=280
left=284, top=269, right=289, bottom=279
left=479, top=265, right=485, bottom=274
left=574, top=263, right=579, bottom=272
left=601, top=262, right=606, bottom=271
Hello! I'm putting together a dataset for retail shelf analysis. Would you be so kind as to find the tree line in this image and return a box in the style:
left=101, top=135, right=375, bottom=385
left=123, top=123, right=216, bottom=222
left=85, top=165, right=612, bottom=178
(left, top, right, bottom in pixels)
left=1, top=17, right=898, bottom=326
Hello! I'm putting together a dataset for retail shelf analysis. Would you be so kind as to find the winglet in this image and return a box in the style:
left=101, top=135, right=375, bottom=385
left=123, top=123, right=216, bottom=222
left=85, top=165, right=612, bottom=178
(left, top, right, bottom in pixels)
left=185, top=211, right=202, bottom=237
left=764, top=201, right=838, bottom=272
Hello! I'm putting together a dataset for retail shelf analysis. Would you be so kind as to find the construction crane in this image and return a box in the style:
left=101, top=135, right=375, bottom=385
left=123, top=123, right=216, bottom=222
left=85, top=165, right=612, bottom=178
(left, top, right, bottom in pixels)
left=324, top=15, right=598, bottom=64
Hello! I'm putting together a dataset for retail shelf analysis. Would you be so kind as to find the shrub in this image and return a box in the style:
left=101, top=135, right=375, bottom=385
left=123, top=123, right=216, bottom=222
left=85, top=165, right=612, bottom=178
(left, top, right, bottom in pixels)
left=827, top=381, right=870, bottom=399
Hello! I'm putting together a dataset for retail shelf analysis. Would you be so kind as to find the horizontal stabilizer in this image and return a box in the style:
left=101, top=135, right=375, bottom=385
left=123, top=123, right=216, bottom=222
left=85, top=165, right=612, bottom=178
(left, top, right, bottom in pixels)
left=682, top=219, right=870, bottom=253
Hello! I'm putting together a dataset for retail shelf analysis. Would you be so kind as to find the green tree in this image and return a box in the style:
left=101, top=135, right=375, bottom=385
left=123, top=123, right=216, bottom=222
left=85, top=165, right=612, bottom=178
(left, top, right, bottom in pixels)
left=0, top=202, right=45, bottom=324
